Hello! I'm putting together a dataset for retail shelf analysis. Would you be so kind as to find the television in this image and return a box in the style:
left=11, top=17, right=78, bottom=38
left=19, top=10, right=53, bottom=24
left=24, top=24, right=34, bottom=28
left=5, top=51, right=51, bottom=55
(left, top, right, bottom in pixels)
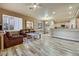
left=61, top=25, right=65, bottom=28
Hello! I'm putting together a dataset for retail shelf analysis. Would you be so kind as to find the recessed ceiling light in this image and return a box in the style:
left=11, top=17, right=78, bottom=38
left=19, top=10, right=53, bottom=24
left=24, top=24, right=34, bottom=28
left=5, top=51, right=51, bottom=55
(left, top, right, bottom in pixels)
left=69, top=6, right=73, bottom=9
left=52, top=11, right=56, bottom=14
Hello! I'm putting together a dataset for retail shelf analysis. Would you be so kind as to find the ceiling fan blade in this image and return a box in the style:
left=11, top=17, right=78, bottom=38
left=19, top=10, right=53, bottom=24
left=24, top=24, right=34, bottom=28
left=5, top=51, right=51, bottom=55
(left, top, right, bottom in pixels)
left=25, top=3, right=41, bottom=10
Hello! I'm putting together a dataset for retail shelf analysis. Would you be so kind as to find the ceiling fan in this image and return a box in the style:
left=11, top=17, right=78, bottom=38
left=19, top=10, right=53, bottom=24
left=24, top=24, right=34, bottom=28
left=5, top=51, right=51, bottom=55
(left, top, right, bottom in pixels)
left=26, top=3, right=41, bottom=10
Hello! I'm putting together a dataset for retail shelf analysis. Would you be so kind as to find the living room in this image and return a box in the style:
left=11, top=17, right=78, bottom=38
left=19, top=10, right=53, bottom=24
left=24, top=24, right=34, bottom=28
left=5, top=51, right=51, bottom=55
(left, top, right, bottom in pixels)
left=1, top=3, right=79, bottom=56
left=0, top=5, right=40, bottom=50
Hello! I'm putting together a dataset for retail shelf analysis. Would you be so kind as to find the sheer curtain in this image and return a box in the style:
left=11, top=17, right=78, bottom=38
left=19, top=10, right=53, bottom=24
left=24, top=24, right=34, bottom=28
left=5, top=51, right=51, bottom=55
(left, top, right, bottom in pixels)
left=3, top=14, right=23, bottom=31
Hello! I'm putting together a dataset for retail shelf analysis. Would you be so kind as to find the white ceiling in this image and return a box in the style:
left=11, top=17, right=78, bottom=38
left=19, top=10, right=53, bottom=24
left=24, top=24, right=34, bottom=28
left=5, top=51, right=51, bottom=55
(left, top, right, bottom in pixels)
left=0, top=3, right=79, bottom=22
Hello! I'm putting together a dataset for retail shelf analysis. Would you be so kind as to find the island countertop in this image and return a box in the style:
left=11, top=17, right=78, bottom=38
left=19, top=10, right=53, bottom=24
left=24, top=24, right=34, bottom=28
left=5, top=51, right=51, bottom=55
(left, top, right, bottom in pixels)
left=51, top=29, right=79, bottom=41
left=51, top=29, right=79, bottom=32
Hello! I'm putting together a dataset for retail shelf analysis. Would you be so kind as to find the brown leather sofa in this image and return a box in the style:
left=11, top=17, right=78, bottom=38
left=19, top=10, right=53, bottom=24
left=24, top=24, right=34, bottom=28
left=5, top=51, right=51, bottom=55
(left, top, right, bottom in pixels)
left=4, top=32, right=23, bottom=48
left=19, top=29, right=27, bottom=37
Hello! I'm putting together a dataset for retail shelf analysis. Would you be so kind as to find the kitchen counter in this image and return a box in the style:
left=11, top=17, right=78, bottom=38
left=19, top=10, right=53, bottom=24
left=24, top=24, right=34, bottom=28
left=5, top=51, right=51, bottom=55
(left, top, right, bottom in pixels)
left=52, top=29, right=79, bottom=31
left=51, top=29, right=79, bottom=41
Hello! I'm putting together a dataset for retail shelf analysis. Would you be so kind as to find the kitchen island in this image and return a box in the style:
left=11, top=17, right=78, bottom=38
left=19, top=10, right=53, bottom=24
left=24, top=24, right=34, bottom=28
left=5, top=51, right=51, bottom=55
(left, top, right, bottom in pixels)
left=51, top=29, right=79, bottom=41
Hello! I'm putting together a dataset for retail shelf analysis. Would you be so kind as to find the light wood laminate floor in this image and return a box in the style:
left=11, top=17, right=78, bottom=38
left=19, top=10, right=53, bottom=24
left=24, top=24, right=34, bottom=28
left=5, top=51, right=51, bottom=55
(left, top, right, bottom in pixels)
left=0, top=34, right=79, bottom=56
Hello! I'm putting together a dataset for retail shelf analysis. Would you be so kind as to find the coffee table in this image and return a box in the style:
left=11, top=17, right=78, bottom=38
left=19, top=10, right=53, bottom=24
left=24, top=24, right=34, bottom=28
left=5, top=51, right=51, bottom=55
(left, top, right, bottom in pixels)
left=26, top=32, right=41, bottom=40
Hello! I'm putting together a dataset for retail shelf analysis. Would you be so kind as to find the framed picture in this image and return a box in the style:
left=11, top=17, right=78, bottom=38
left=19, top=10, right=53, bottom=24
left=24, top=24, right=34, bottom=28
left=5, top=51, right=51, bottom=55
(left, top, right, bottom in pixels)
left=26, top=21, right=33, bottom=29
left=38, top=23, right=42, bottom=29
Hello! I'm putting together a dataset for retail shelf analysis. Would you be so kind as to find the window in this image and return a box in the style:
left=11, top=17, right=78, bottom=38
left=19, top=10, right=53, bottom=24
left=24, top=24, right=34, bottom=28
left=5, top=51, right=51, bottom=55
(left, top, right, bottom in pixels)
left=3, top=14, right=23, bottom=31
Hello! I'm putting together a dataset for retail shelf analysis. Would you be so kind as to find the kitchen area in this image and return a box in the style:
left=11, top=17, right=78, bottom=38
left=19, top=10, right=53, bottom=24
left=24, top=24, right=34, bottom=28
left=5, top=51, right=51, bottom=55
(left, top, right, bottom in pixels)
left=51, top=16, right=79, bottom=41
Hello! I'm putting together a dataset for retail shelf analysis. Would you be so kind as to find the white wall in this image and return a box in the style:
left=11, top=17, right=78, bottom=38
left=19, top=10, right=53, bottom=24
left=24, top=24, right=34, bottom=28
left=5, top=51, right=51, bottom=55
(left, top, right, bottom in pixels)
left=69, top=18, right=76, bottom=29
